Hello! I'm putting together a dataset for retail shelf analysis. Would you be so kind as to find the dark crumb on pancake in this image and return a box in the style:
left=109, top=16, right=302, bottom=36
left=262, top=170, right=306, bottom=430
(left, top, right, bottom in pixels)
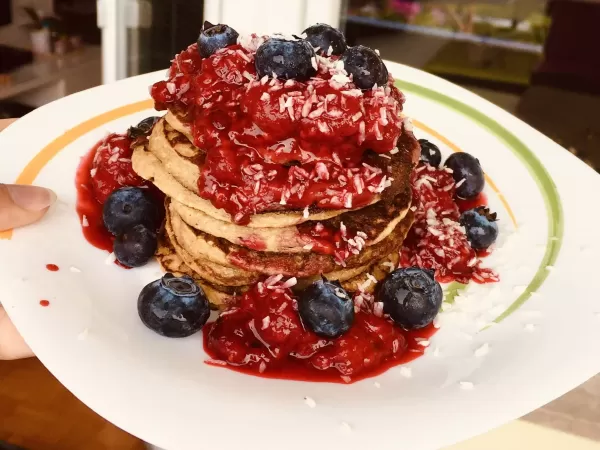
left=297, top=190, right=411, bottom=241
left=364, top=126, right=420, bottom=204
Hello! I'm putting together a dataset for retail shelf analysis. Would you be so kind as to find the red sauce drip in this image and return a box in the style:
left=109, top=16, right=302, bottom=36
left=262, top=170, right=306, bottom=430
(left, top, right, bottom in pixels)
left=76, top=139, right=114, bottom=252
left=46, top=264, right=59, bottom=272
left=39, top=300, right=50, bottom=307
left=456, top=192, right=488, bottom=213
left=400, top=165, right=498, bottom=284
left=203, top=280, right=437, bottom=383
left=90, top=133, right=148, bottom=203
left=114, top=259, right=133, bottom=270
left=75, top=133, right=154, bottom=253
left=476, top=248, right=492, bottom=258
left=238, top=235, right=267, bottom=251
left=150, top=42, right=407, bottom=225
left=298, top=221, right=365, bottom=264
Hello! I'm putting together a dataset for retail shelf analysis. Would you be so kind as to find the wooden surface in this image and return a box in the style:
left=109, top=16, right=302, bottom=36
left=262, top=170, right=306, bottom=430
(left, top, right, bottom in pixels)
left=448, top=420, right=600, bottom=449
left=0, top=357, right=145, bottom=450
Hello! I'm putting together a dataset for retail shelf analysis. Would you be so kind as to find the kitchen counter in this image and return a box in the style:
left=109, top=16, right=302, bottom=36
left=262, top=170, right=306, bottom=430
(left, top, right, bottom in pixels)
left=0, top=46, right=101, bottom=105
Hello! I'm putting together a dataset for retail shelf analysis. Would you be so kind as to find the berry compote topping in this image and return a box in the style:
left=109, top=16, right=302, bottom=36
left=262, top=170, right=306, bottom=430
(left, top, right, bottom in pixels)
left=90, top=134, right=148, bottom=204
left=150, top=37, right=408, bottom=225
left=76, top=133, right=155, bottom=252
left=297, top=220, right=368, bottom=266
left=204, top=275, right=435, bottom=383
left=400, top=165, right=499, bottom=284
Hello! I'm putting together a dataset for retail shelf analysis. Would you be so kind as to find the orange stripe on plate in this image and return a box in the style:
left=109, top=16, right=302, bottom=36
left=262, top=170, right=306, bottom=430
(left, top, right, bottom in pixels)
left=413, top=119, right=518, bottom=228
left=0, top=99, right=154, bottom=240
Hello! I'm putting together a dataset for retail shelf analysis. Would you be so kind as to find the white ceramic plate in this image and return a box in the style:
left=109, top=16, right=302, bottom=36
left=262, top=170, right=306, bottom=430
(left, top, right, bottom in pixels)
left=1, top=62, right=599, bottom=450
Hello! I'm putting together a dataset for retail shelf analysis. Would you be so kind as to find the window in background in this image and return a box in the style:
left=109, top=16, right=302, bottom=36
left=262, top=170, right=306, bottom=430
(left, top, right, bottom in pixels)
left=101, top=0, right=205, bottom=80
left=343, top=0, right=550, bottom=96
left=139, top=0, right=204, bottom=75
left=341, top=0, right=599, bottom=172
left=53, top=0, right=100, bottom=45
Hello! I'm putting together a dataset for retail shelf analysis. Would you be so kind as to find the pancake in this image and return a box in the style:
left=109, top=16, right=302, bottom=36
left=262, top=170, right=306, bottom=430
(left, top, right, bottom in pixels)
left=171, top=189, right=410, bottom=253
left=159, top=212, right=392, bottom=309
left=144, top=118, right=367, bottom=226
left=156, top=233, right=196, bottom=278
left=141, top=109, right=418, bottom=304
left=169, top=199, right=414, bottom=277
left=132, top=143, right=348, bottom=228
left=339, top=251, right=399, bottom=294
left=225, top=209, right=412, bottom=276
left=164, top=206, right=262, bottom=286
left=156, top=234, right=246, bottom=308
left=147, top=117, right=201, bottom=193
left=171, top=199, right=309, bottom=253
left=157, top=229, right=399, bottom=309
left=142, top=115, right=419, bottom=224
left=165, top=110, right=194, bottom=144
left=160, top=224, right=376, bottom=290
left=164, top=110, right=420, bottom=206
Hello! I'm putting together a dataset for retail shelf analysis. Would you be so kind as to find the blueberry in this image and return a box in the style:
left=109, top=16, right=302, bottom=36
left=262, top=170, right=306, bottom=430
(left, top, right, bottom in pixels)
left=138, top=274, right=210, bottom=338
left=341, top=45, right=388, bottom=90
left=303, top=23, right=347, bottom=56
left=127, top=116, right=160, bottom=140
left=197, top=21, right=239, bottom=58
left=297, top=278, right=354, bottom=338
left=103, top=187, right=160, bottom=236
left=460, top=207, right=499, bottom=250
left=376, top=267, right=442, bottom=330
left=444, top=152, right=485, bottom=199
left=114, top=224, right=157, bottom=268
left=418, top=139, right=442, bottom=167
left=255, top=38, right=317, bottom=81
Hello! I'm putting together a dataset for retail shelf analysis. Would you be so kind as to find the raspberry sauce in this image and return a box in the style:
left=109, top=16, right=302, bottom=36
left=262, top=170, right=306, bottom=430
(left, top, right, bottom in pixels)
left=75, top=133, right=152, bottom=252
left=298, top=220, right=367, bottom=266
left=455, top=192, right=488, bottom=213
left=400, top=165, right=498, bottom=284
left=203, top=277, right=436, bottom=383
left=150, top=40, right=411, bottom=225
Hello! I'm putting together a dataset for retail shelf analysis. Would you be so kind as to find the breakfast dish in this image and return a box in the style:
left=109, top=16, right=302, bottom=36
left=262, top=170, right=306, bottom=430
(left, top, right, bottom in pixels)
left=74, top=22, right=501, bottom=382
left=3, top=19, right=598, bottom=448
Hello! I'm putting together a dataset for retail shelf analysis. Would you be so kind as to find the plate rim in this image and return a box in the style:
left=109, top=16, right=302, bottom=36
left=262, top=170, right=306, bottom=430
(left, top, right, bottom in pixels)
left=0, top=64, right=592, bottom=450
left=396, top=78, right=563, bottom=323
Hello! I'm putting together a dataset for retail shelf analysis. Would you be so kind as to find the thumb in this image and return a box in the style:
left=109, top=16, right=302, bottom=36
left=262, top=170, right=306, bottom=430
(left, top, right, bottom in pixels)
left=0, top=184, right=56, bottom=232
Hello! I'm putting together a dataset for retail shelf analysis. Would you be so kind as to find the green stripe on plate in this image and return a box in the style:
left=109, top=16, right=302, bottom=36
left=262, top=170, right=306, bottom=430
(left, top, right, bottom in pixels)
left=396, top=80, right=564, bottom=325
left=443, top=282, right=465, bottom=306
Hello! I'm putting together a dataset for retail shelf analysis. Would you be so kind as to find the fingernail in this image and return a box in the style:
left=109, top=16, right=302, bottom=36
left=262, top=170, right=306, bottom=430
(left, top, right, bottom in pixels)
left=7, top=185, right=57, bottom=211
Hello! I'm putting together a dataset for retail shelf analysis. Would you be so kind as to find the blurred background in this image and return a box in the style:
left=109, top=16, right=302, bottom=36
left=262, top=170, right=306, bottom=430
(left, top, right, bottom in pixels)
left=1, top=1, right=600, bottom=449
left=0, top=0, right=598, bottom=171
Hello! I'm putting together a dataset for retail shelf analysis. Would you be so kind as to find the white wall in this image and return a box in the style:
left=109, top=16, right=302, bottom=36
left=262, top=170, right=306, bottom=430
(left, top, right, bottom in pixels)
left=204, top=0, right=343, bottom=36
left=0, top=0, right=54, bottom=48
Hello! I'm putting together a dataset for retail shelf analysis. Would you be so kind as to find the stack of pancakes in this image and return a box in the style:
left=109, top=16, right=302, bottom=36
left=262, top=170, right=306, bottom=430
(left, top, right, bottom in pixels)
left=132, top=112, right=418, bottom=308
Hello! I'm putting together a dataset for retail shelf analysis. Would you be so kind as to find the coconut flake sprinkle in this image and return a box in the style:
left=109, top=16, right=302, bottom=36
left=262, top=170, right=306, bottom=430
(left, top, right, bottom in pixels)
left=304, top=396, right=317, bottom=408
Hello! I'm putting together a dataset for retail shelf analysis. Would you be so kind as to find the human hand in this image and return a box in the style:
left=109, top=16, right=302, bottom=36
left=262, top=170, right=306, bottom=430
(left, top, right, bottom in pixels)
left=0, top=118, right=57, bottom=359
